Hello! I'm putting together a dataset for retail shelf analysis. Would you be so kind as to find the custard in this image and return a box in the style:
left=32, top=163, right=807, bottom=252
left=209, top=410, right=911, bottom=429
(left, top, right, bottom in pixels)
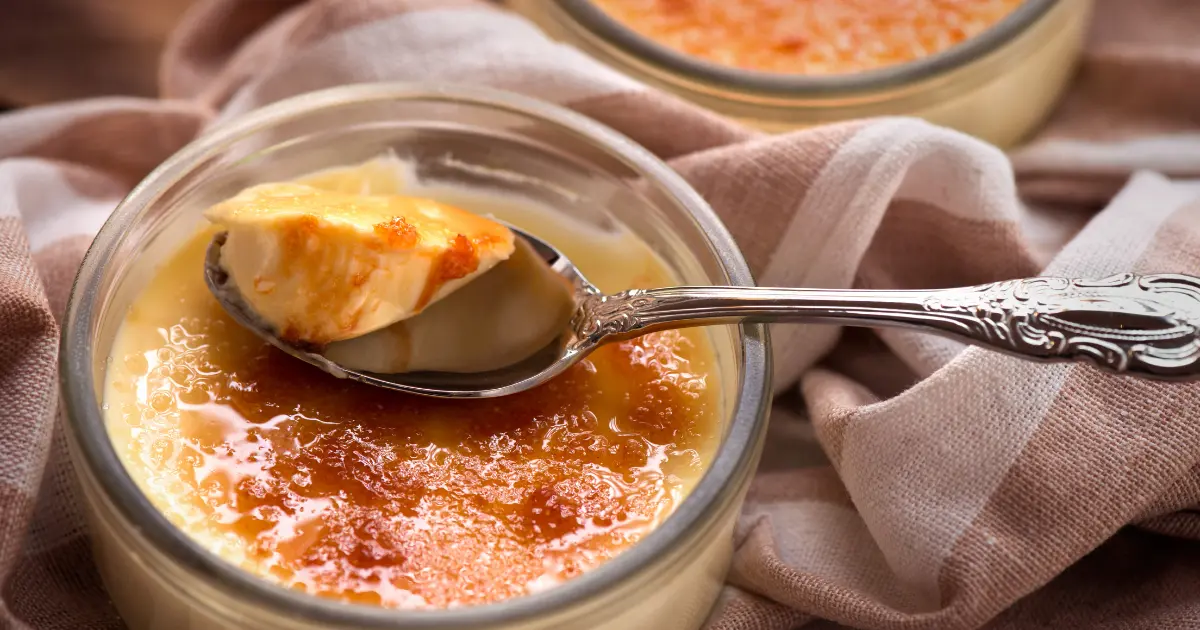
left=593, top=0, right=1026, bottom=75
left=321, top=235, right=576, bottom=375
left=103, top=160, right=721, bottom=609
left=206, top=182, right=515, bottom=345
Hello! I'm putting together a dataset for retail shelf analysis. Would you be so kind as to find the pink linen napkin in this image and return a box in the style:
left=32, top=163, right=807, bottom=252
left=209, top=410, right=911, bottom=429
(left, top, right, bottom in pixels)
left=3, top=1, right=1200, bottom=629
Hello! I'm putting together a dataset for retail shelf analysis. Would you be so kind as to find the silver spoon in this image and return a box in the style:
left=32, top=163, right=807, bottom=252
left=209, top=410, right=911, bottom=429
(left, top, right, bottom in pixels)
left=205, top=228, right=1200, bottom=398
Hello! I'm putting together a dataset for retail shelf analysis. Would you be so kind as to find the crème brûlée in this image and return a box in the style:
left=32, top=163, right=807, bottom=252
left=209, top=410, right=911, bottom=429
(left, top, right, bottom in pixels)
left=206, top=182, right=515, bottom=345
left=103, top=158, right=723, bottom=609
left=592, top=0, right=1026, bottom=75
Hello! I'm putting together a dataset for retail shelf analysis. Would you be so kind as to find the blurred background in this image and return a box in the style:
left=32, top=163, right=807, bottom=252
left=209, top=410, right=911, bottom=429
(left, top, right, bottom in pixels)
left=0, top=0, right=198, bottom=108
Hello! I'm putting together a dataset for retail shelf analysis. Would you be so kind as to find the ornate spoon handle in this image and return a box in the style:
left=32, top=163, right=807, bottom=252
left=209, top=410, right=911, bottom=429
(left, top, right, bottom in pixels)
left=573, top=273, right=1200, bottom=380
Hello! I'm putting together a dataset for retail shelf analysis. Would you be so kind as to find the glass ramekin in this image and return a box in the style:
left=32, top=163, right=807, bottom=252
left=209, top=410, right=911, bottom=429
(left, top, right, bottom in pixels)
left=505, top=0, right=1093, bottom=148
left=60, top=84, right=771, bottom=630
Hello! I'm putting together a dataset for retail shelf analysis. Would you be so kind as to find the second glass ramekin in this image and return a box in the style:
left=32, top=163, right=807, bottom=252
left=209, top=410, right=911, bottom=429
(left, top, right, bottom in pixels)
left=507, top=0, right=1093, bottom=148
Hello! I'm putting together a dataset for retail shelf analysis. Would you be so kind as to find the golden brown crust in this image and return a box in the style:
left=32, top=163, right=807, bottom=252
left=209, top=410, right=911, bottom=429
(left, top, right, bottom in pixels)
left=372, top=216, right=420, bottom=249
left=415, top=233, right=480, bottom=311
left=127, top=298, right=713, bottom=608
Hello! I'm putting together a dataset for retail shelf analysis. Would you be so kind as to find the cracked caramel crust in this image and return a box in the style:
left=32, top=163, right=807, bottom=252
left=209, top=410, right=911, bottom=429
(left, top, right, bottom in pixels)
left=108, top=229, right=720, bottom=610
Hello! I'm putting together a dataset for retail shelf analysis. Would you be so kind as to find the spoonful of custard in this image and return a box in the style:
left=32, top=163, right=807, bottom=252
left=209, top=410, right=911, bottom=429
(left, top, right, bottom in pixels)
left=204, top=182, right=575, bottom=380
left=205, top=181, right=1200, bottom=398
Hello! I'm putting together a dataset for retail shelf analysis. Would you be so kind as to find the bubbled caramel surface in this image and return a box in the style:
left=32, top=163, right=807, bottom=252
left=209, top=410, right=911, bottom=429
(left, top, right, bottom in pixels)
left=593, top=0, right=1026, bottom=75
left=106, top=229, right=720, bottom=609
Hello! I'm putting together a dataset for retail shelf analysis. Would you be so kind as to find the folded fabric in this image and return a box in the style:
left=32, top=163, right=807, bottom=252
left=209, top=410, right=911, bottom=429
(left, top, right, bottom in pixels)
left=0, top=0, right=195, bottom=105
left=2, top=1, right=1200, bottom=629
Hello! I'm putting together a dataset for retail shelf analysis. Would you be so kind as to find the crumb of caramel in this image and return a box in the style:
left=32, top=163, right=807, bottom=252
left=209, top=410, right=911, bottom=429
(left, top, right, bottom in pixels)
left=372, top=216, right=420, bottom=249
left=415, top=234, right=480, bottom=310
left=439, top=234, right=481, bottom=281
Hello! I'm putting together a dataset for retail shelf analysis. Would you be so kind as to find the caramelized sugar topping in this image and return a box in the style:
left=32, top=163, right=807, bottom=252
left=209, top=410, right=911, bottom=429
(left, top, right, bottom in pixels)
left=416, top=234, right=482, bottom=310
left=110, top=234, right=718, bottom=609
left=371, top=216, right=421, bottom=249
left=593, top=0, right=1025, bottom=75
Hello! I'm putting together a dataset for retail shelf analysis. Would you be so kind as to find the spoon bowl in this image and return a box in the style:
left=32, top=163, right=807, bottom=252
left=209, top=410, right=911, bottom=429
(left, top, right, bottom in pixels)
left=207, top=227, right=1200, bottom=398
left=204, top=227, right=602, bottom=398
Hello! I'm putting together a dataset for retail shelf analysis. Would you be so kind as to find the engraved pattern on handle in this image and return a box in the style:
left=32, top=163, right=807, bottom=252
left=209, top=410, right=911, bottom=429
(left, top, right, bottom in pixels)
left=920, top=273, right=1200, bottom=376
left=571, top=273, right=1200, bottom=380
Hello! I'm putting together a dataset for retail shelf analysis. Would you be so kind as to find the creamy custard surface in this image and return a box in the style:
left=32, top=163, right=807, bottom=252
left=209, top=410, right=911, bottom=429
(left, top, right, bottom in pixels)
left=103, top=161, right=722, bottom=609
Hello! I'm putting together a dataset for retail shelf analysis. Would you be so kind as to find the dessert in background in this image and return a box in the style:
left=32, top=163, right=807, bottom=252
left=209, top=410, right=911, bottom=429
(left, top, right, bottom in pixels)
left=592, top=0, right=1026, bottom=75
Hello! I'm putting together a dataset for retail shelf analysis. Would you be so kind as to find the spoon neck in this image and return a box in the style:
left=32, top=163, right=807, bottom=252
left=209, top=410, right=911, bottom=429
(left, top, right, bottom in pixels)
left=576, top=285, right=937, bottom=340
